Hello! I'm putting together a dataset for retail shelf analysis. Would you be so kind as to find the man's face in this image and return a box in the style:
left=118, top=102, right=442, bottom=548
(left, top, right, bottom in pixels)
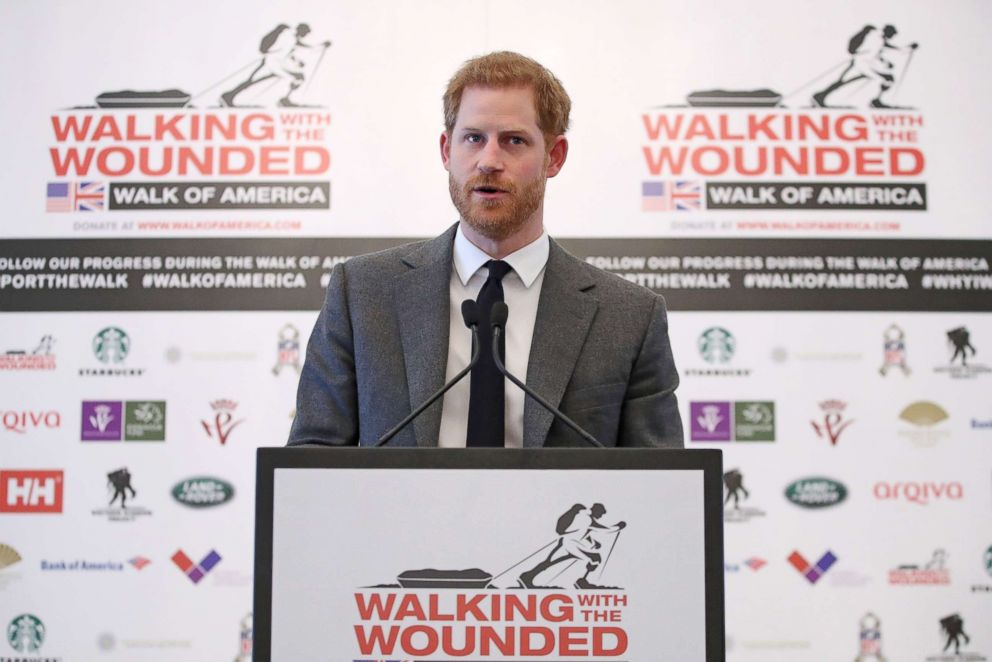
left=441, top=86, right=566, bottom=242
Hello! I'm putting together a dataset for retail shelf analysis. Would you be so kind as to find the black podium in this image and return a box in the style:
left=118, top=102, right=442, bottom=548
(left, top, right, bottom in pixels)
left=254, top=447, right=725, bottom=661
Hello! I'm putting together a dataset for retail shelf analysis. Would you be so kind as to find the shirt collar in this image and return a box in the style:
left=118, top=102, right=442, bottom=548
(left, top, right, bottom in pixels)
left=453, top=223, right=549, bottom=288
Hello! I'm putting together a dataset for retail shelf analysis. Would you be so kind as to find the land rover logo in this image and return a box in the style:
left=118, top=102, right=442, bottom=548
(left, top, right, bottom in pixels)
left=785, top=477, right=847, bottom=509
left=171, top=477, right=234, bottom=508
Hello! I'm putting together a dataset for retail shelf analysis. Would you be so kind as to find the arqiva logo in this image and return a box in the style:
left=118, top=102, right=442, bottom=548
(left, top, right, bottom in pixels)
left=873, top=480, right=963, bottom=505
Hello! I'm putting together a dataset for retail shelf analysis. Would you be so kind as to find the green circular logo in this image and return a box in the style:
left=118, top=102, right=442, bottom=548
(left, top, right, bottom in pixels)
left=698, top=327, right=735, bottom=363
left=7, top=613, right=45, bottom=653
left=93, top=327, right=130, bottom=364
left=984, top=545, right=992, bottom=578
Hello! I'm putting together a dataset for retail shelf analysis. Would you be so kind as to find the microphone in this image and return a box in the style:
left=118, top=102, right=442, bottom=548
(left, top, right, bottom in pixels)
left=373, top=300, right=481, bottom=447
left=490, top=302, right=605, bottom=448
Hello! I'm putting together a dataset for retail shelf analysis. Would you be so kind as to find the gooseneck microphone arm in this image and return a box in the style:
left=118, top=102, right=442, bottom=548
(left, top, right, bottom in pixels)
left=489, top=302, right=605, bottom=448
left=373, top=300, right=481, bottom=447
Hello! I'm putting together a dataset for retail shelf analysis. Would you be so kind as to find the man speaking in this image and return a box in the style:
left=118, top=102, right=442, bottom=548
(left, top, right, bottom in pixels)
left=289, top=51, right=682, bottom=448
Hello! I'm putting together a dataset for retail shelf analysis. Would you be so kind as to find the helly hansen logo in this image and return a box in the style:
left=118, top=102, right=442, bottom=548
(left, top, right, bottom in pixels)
left=0, top=470, right=64, bottom=513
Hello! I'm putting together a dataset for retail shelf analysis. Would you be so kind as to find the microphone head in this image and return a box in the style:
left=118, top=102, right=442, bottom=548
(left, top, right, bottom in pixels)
left=460, top=299, right=480, bottom=328
left=491, top=302, right=509, bottom=329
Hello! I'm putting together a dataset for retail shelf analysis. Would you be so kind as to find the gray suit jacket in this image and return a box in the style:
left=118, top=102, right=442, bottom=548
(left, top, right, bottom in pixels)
left=288, top=224, right=683, bottom=448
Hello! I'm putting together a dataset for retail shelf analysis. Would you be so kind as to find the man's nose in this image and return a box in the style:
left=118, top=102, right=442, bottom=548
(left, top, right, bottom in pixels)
left=477, top=140, right=505, bottom=173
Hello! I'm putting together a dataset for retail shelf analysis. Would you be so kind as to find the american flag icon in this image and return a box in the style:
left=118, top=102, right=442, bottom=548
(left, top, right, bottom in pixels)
left=46, top=181, right=106, bottom=212
left=641, top=180, right=702, bottom=212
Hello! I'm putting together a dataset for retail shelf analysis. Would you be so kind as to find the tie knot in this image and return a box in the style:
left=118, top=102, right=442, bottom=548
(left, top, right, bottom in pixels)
left=485, top=260, right=512, bottom=281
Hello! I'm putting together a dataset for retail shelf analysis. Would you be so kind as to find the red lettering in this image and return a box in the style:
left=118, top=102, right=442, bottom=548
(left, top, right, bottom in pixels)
left=641, top=113, right=683, bottom=141
left=92, top=116, right=123, bottom=141
left=399, top=625, right=437, bottom=656
left=353, top=625, right=398, bottom=655
left=854, top=148, right=885, bottom=175
left=593, top=627, right=629, bottom=655
left=559, top=626, right=588, bottom=655
left=97, top=147, right=134, bottom=177
left=353, top=592, right=396, bottom=620
left=50, top=148, right=95, bottom=176
left=891, top=148, right=924, bottom=175
left=295, top=146, right=330, bottom=174
left=643, top=146, right=687, bottom=176
left=51, top=115, right=92, bottom=141
left=691, top=146, right=728, bottom=175
left=685, top=115, right=716, bottom=140
left=259, top=146, right=290, bottom=175
left=519, top=627, right=554, bottom=655
left=427, top=594, right=453, bottom=621
left=219, top=147, right=253, bottom=175
left=815, top=147, right=848, bottom=175
left=394, top=594, right=427, bottom=620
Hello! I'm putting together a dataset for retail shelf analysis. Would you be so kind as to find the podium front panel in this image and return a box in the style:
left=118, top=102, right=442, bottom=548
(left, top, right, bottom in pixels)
left=254, top=448, right=724, bottom=662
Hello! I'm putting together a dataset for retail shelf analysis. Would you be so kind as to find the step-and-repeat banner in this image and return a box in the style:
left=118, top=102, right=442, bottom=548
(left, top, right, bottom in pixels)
left=1, top=0, right=990, bottom=660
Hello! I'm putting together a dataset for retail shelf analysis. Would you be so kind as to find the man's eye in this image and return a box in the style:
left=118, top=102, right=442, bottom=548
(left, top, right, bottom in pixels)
left=508, top=136, right=526, bottom=145
left=465, top=134, right=482, bottom=143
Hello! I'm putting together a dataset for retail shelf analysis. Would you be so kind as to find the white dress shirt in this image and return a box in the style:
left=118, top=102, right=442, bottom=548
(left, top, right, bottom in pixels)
left=437, top=224, right=549, bottom=447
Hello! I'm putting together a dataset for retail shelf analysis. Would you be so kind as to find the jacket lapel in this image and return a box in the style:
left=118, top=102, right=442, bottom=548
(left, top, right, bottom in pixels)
left=523, top=240, right=598, bottom=447
left=393, top=224, right=457, bottom=447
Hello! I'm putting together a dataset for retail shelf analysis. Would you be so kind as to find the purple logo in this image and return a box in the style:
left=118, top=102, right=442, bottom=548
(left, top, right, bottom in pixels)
left=690, top=401, right=731, bottom=441
left=81, top=401, right=122, bottom=441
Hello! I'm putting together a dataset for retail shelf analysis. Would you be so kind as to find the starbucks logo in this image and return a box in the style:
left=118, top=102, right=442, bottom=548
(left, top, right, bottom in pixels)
left=985, top=545, right=992, bottom=577
left=93, top=327, right=130, bottom=364
left=698, top=327, right=735, bottom=363
left=7, top=613, right=45, bottom=653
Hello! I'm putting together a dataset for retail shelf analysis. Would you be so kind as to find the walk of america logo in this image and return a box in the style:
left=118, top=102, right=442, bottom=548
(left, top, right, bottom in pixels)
left=889, top=548, right=950, bottom=585
left=171, top=477, right=235, bottom=508
left=811, top=399, right=854, bottom=445
left=235, top=613, right=253, bottom=662
left=80, top=400, right=166, bottom=442
left=873, top=480, right=963, bottom=506
left=353, top=503, right=629, bottom=659
left=788, top=549, right=837, bottom=584
left=47, top=23, right=332, bottom=222
left=641, top=24, right=926, bottom=223
left=0, top=335, right=56, bottom=370
left=0, top=545, right=22, bottom=572
left=725, top=557, right=766, bottom=573
left=201, top=400, right=244, bottom=445
left=784, top=477, right=847, bottom=509
left=879, top=324, right=910, bottom=376
left=79, top=327, right=145, bottom=376
left=272, top=323, right=301, bottom=375
left=684, top=327, right=752, bottom=377
left=690, top=401, right=775, bottom=442
left=926, top=613, right=986, bottom=661
left=0, top=470, right=63, bottom=514
left=855, top=612, right=885, bottom=661
left=898, top=401, right=950, bottom=447
left=1, top=410, right=61, bottom=435
left=934, top=327, right=990, bottom=379
left=723, top=469, right=765, bottom=523
left=171, top=549, right=222, bottom=584
left=91, top=468, right=152, bottom=522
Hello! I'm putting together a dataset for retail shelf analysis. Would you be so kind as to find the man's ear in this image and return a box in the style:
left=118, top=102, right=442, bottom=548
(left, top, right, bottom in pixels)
left=545, top=136, right=568, bottom=178
left=440, top=131, right=451, bottom=171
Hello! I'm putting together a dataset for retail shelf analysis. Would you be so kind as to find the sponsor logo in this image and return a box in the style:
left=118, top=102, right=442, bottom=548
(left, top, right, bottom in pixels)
left=0, top=544, right=22, bottom=571
left=0, top=335, right=56, bottom=371
left=785, top=477, right=848, bottom=509
left=889, top=549, right=950, bottom=585
left=172, top=477, right=235, bottom=508
left=725, top=557, right=766, bottom=573
left=641, top=24, right=927, bottom=225
left=788, top=550, right=837, bottom=584
left=48, top=23, right=333, bottom=222
left=898, top=401, right=950, bottom=447
left=171, top=549, right=222, bottom=584
left=855, top=612, right=886, bottom=661
left=873, top=480, right=963, bottom=505
left=6, top=614, right=51, bottom=656
left=723, top=469, right=765, bottom=523
left=201, top=400, right=244, bottom=445
left=684, top=327, right=752, bottom=377
left=0, top=470, right=63, bottom=513
left=926, top=613, right=986, bottom=661
left=164, top=346, right=258, bottom=363
left=811, top=399, right=854, bottom=445
left=273, top=324, right=301, bottom=375
left=40, top=559, right=128, bottom=572
left=934, top=327, right=990, bottom=379
left=690, top=401, right=775, bottom=442
left=973, top=417, right=992, bottom=430
left=92, top=468, right=152, bottom=522
left=79, top=326, right=145, bottom=377
left=880, top=324, right=910, bottom=376
left=129, top=556, right=151, bottom=571
left=81, top=400, right=166, bottom=442
left=1, top=410, right=61, bottom=435
left=771, top=346, right=863, bottom=363
left=351, top=503, right=630, bottom=659
left=236, top=613, right=253, bottom=661
left=970, top=545, right=992, bottom=594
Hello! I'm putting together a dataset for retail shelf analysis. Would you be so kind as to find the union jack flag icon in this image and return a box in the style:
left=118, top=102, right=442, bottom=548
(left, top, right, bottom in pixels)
left=46, top=181, right=106, bottom=212
left=641, top=180, right=703, bottom=212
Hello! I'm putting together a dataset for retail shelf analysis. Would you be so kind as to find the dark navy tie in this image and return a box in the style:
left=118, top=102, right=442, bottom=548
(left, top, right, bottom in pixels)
left=467, top=260, right=512, bottom=447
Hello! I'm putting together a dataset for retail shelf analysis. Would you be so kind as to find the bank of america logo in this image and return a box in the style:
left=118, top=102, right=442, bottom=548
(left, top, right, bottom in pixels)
left=641, top=180, right=702, bottom=211
left=46, top=181, right=106, bottom=212
left=788, top=549, right=837, bottom=584
left=171, top=549, right=221, bottom=584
